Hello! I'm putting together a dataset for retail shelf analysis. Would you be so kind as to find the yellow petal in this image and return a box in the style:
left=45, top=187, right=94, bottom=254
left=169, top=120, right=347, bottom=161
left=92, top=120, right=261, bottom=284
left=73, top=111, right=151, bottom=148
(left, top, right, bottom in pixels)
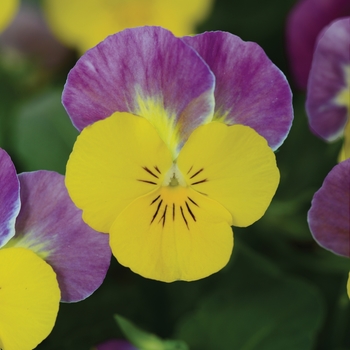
left=43, top=0, right=214, bottom=52
left=0, top=247, right=60, bottom=350
left=65, top=113, right=173, bottom=233
left=0, top=0, right=18, bottom=33
left=338, top=119, right=350, bottom=162
left=177, top=122, right=280, bottom=227
left=110, top=186, right=233, bottom=282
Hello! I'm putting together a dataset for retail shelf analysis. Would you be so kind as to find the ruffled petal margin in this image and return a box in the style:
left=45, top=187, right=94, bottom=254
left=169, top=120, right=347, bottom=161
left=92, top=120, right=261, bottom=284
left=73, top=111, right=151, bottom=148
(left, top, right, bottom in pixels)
left=183, top=31, right=293, bottom=150
left=0, top=247, right=60, bottom=350
left=6, top=171, right=111, bottom=302
left=0, top=148, right=20, bottom=247
left=308, top=159, right=350, bottom=257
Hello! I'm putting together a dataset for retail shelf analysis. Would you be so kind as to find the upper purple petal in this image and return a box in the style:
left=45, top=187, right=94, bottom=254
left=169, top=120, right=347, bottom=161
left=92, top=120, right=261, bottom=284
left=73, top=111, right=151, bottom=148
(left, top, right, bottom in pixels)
left=0, top=148, right=20, bottom=247
left=95, top=340, right=138, bottom=350
left=13, top=171, right=111, bottom=302
left=308, top=159, right=350, bottom=257
left=306, top=17, right=350, bottom=141
left=62, top=26, right=215, bottom=138
left=286, top=0, right=350, bottom=90
left=183, top=31, right=293, bottom=150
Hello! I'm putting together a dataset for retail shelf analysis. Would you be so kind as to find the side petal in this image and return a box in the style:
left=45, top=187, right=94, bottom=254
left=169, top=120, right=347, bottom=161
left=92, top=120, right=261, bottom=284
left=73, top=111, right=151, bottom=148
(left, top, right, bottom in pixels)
left=286, top=0, right=350, bottom=89
left=65, top=113, right=173, bottom=233
left=62, top=26, right=215, bottom=154
left=308, top=159, right=350, bottom=257
left=182, top=31, right=293, bottom=150
left=0, top=247, right=60, bottom=350
left=0, top=148, right=20, bottom=247
left=177, top=122, right=280, bottom=227
left=5, top=171, right=111, bottom=302
left=110, top=187, right=233, bottom=282
left=306, top=17, right=350, bottom=142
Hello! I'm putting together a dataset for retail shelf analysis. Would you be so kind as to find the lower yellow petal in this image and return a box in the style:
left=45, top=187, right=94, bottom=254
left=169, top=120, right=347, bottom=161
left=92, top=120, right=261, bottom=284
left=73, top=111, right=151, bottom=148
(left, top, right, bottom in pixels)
left=66, top=113, right=173, bottom=233
left=109, top=186, right=233, bottom=282
left=0, top=247, right=60, bottom=350
left=177, top=122, right=280, bottom=227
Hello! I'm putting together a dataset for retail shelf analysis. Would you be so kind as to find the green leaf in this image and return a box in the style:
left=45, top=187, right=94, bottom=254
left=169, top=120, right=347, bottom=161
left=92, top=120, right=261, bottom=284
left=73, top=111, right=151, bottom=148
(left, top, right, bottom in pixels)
left=12, top=89, right=78, bottom=173
left=115, top=314, right=188, bottom=350
left=176, top=244, right=325, bottom=350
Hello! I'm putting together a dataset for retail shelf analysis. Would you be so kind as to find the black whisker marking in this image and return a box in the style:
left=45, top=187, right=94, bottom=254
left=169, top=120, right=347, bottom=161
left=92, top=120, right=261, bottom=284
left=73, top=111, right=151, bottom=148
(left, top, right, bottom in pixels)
left=180, top=206, right=189, bottom=229
left=154, top=166, right=161, bottom=174
left=185, top=201, right=196, bottom=222
left=191, top=179, right=208, bottom=185
left=150, top=195, right=161, bottom=205
left=138, top=179, right=157, bottom=185
left=173, top=203, right=175, bottom=221
left=151, top=200, right=163, bottom=224
left=159, top=205, right=167, bottom=227
left=190, top=168, right=204, bottom=179
left=187, top=165, right=193, bottom=175
left=143, top=166, right=159, bottom=178
left=188, top=197, right=199, bottom=207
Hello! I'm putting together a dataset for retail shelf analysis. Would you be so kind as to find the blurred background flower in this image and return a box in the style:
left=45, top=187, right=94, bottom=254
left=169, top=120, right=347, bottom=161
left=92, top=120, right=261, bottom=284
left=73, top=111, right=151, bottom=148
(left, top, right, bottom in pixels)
left=42, top=0, right=215, bottom=53
left=286, top=0, right=350, bottom=90
left=0, top=0, right=18, bottom=33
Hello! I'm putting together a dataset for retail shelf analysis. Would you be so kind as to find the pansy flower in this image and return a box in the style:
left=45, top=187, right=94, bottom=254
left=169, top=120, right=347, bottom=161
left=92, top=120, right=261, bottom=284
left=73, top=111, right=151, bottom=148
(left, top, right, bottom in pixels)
left=43, top=0, right=214, bottom=53
left=0, top=0, right=18, bottom=33
left=64, top=27, right=293, bottom=282
left=0, top=148, right=111, bottom=349
left=286, top=0, right=350, bottom=89
left=306, top=17, right=350, bottom=161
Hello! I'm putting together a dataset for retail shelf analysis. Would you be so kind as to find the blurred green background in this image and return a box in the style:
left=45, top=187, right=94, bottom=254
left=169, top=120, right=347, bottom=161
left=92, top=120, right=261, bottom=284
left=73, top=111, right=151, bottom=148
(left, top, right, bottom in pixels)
left=0, top=0, right=349, bottom=349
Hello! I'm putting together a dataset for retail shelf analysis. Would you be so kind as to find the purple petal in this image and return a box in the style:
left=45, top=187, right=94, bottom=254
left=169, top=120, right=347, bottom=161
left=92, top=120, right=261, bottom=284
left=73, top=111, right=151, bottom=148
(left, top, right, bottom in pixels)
left=306, top=18, right=350, bottom=141
left=0, top=148, right=20, bottom=247
left=183, top=31, right=293, bottom=150
left=286, top=0, right=350, bottom=90
left=12, top=171, right=111, bottom=302
left=308, top=159, right=350, bottom=257
left=95, top=339, right=138, bottom=350
left=62, top=26, right=215, bottom=142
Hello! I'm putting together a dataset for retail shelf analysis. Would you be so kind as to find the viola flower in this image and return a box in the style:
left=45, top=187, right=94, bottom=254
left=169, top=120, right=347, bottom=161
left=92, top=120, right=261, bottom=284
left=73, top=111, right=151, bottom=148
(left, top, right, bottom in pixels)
left=0, top=0, right=18, bottom=33
left=0, top=148, right=111, bottom=349
left=42, top=0, right=214, bottom=53
left=306, top=17, right=350, bottom=161
left=64, top=27, right=293, bottom=282
left=94, top=339, right=138, bottom=350
left=286, top=0, right=350, bottom=89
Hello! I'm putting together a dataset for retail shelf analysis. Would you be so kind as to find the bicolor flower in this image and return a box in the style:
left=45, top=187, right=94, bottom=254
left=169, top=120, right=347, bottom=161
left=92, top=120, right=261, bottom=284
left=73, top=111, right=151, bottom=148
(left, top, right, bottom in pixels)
left=286, top=0, right=350, bottom=89
left=0, top=148, right=111, bottom=349
left=306, top=17, right=350, bottom=161
left=0, top=0, right=18, bottom=33
left=42, top=0, right=214, bottom=53
left=64, top=27, right=293, bottom=282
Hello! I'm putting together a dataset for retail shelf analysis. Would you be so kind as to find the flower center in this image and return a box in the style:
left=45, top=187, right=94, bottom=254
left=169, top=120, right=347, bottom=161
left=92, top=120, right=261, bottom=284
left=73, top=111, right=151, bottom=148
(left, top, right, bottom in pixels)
left=162, top=163, right=187, bottom=187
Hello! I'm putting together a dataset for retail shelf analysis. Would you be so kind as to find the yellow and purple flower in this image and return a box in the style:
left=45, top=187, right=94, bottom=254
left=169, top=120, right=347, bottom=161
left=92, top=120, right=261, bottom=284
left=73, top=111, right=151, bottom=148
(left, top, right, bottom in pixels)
left=286, top=0, right=350, bottom=89
left=0, top=148, right=111, bottom=349
left=64, top=27, right=293, bottom=282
